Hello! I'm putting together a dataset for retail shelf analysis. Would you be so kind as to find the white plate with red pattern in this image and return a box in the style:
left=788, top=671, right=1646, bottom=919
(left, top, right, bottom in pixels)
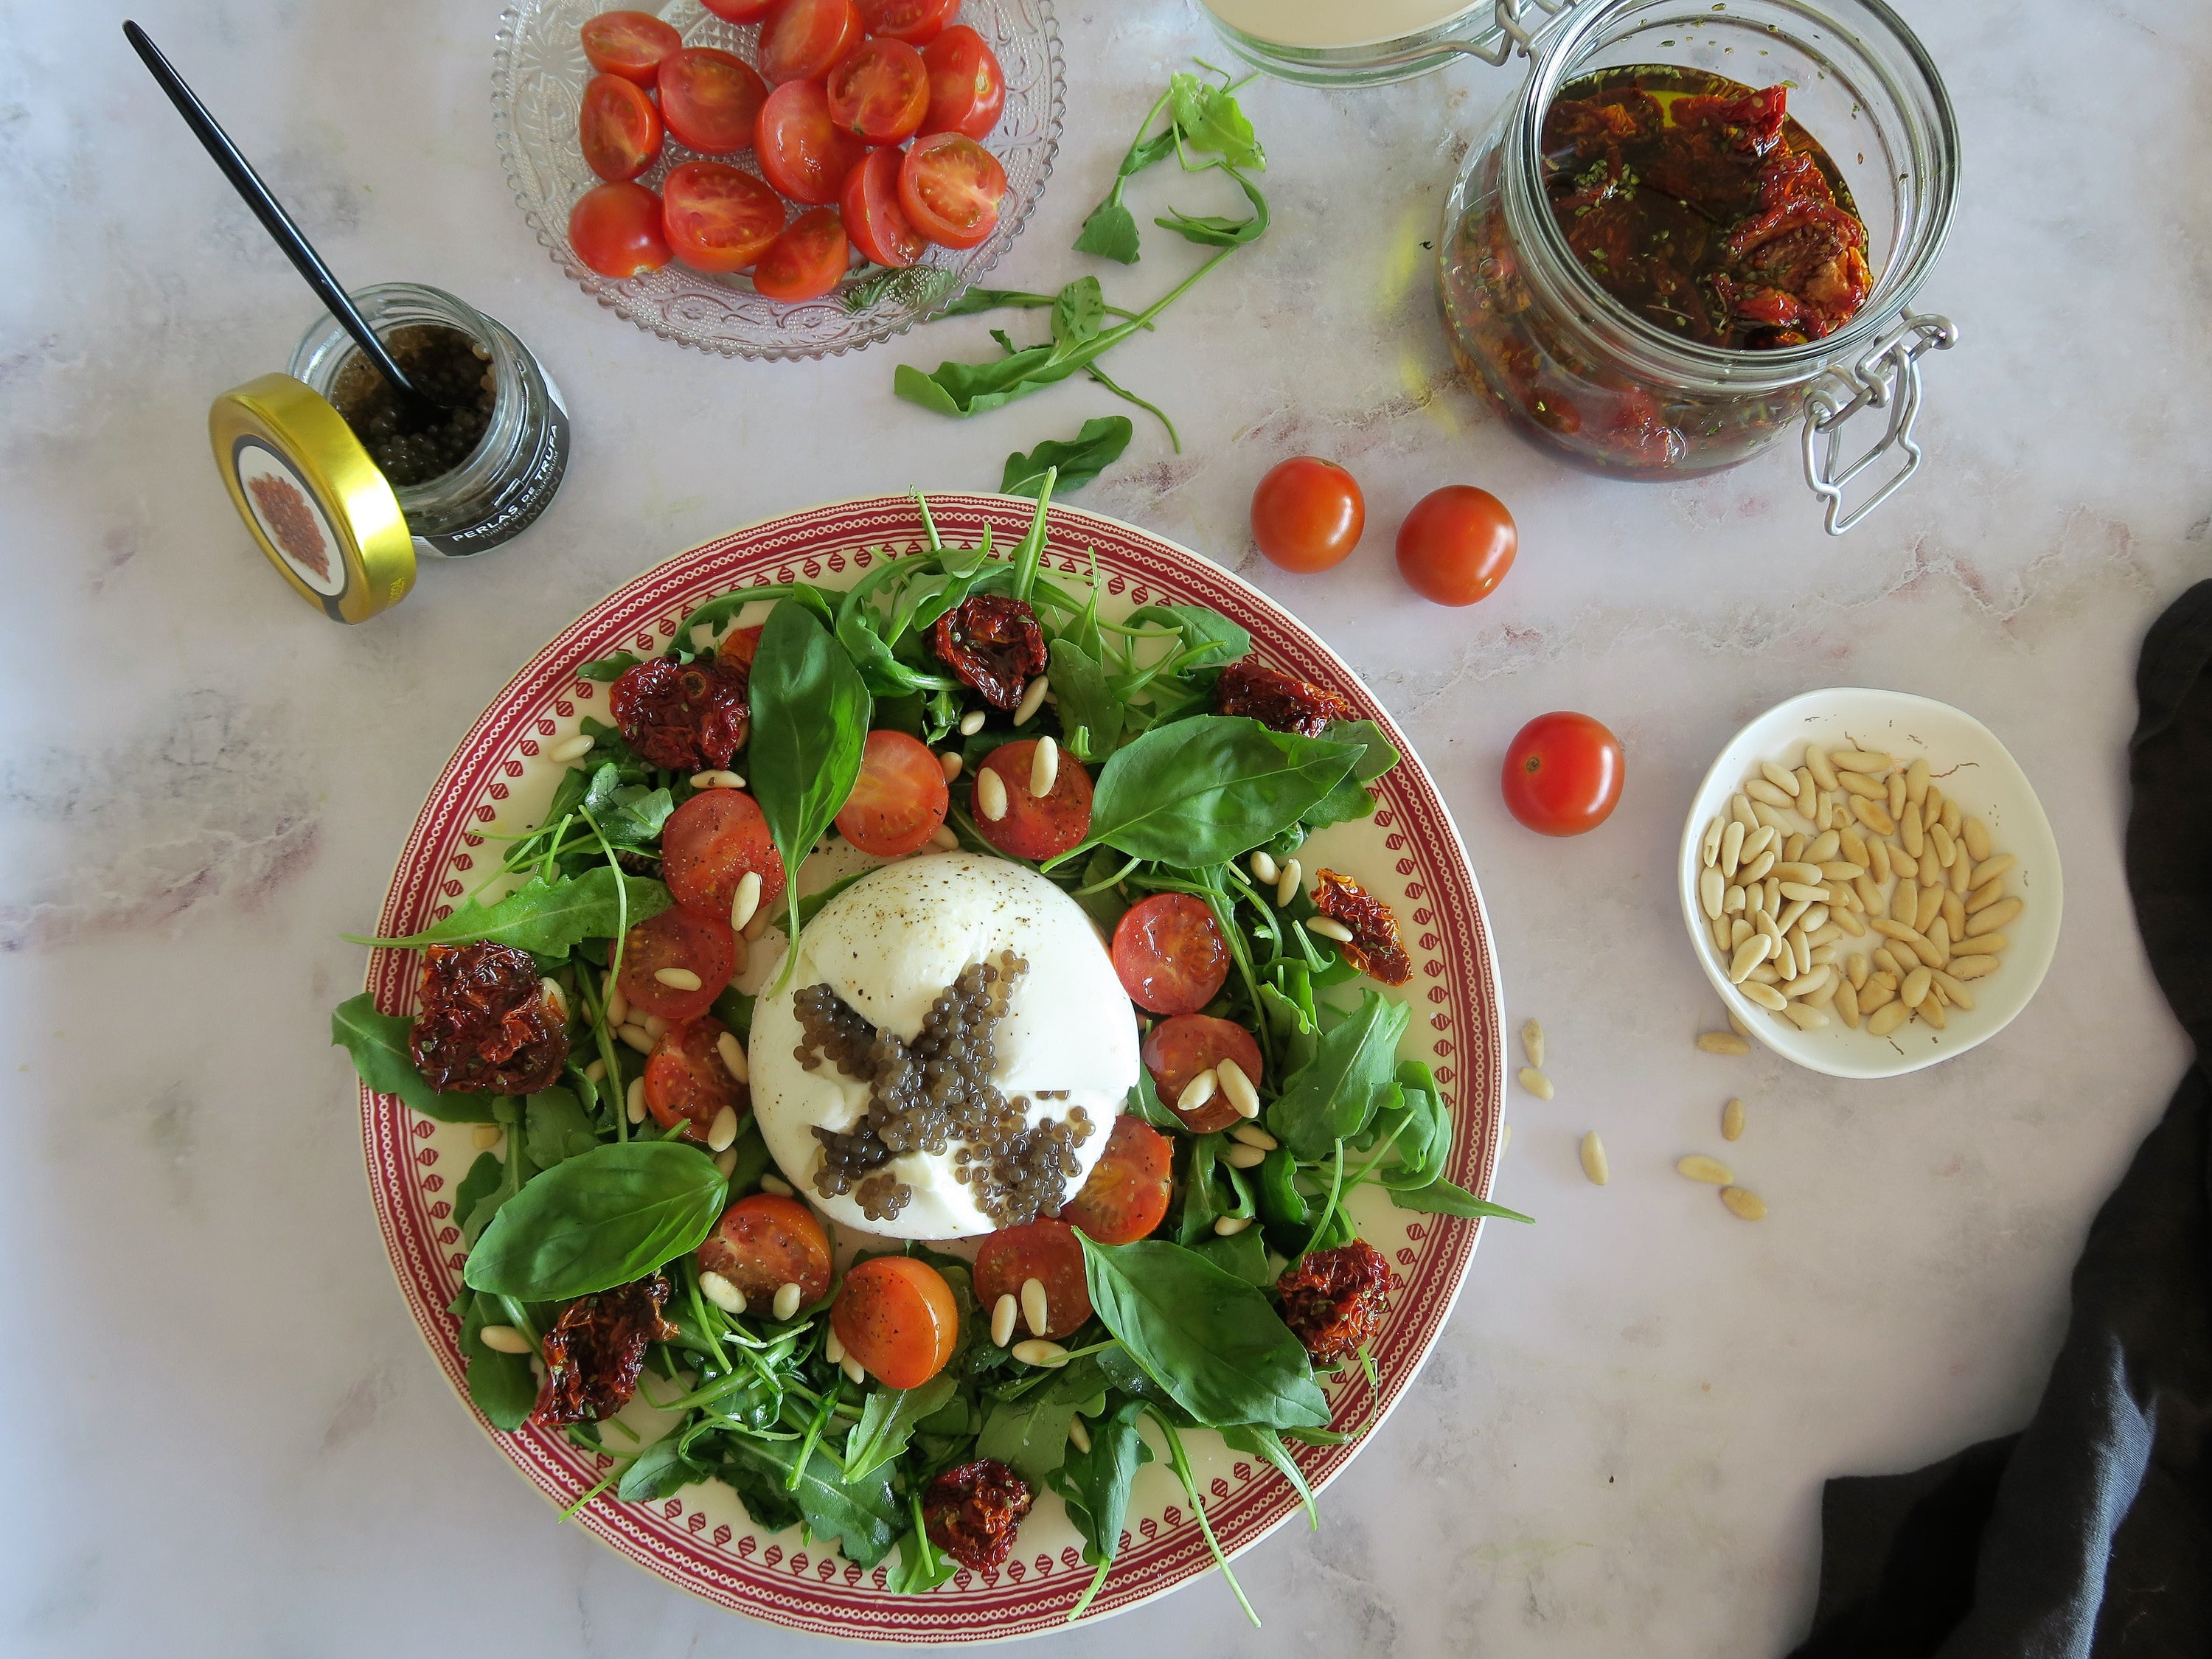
left=356, top=495, right=1506, bottom=1640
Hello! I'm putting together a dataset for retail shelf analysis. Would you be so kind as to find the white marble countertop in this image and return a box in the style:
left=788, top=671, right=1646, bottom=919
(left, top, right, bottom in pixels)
left=3, top=0, right=2206, bottom=1652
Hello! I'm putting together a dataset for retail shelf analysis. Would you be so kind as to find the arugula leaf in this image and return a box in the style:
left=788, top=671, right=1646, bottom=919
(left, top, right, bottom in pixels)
left=1051, top=276, right=1106, bottom=347
left=844, top=1372, right=959, bottom=1481
left=348, top=867, right=672, bottom=957
left=977, top=1389, right=1085, bottom=1485
left=1169, top=71, right=1265, bottom=170
left=1256, top=981, right=1318, bottom=1079
left=1304, top=718, right=1400, bottom=828
left=1047, top=1394, right=1153, bottom=1616
left=1220, top=1423, right=1316, bottom=1530
left=574, top=651, right=643, bottom=682
left=618, top=1435, right=708, bottom=1502
left=1124, top=603, right=1251, bottom=668
left=1156, top=167, right=1269, bottom=248
left=1077, top=1235, right=1329, bottom=1430
left=461, top=1098, right=534, bottom=1244
left=457, top=1290, right=538, bottom=1430
left=464, top=1140, right=726, bottom=1301
left=1074, top=117, right=1178, bottom=262
left=580, top=765, right=675, bottom=849
left=1003, top=417, right=1133, bottom=499
left=1388, top=1177, right=1535, bottom=1224
left=1267, top=990, right=1411, bottom=1159
left=524, top=1088, right=600, bottom=1169
left=720, top=1436, right=902, bottom=1568
left=330, top=994, right=498, bottom=1122
left=1047, top=635, right=1125, bottom=763
left=1124, top=1061, right=1180, bottom=1130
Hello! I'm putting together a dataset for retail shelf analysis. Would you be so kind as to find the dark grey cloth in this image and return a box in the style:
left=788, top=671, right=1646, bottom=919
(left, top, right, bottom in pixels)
left=1792, top=581, right=2212, bottom=1659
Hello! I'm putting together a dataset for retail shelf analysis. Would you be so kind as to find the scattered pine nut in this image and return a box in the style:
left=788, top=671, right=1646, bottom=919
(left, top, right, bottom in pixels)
left=1029, top=735, right=1060, bottom=798
left=824, top=1325, right=846, bottom=1365
left=1866, top=1001, right=1908, bottom=1037
left=939, top=751, right=963, bottom=782
left=1722, top=1098, right=1745, bottom=1141
left=1178, top=1069, right=1219, bottom=1115
left=1678, top=1154, right=1733, bottom=1185
left=714, top=1147, right=737, bottom=1177
left=1068, top=1416, right=1093, bottom=1454
left=1836, top=979, right=1862, bottom=1027
left=1231, top=1123, right=1279, bottom=1152
left=959, top=710, right=987, bottom=737
left=479, top=1324, right=534, bottom=1354
left=1276, top=858, right=1301, bottom=908
left=844, top=1355, right=867, bottom=1386
left=715, top=1031, right=750, bottom=1084
left=1251, top=849, right=1279, bottom=886
left=1216, top=1057, right=1262, bottom=1119
left=1222, top=1142, right=1267, bottom=1169
left=1968, top=897, right=2022, bottom=936
left=549, top=734, right=595, bottom=763
left=1720, top=1186, right=1767, bottom=1220
left=584, top=1057, right=607, bottom=1084
left=1521, top=1018, right=1545, bottom=1068
left=691, top=770, right=745, bottom=790
left=975, top=767, right=1009, bottom=821
left=641, top=1013, right=667, bottom=1040
left=1307, top=916, right=1355, bottom=944
left=1012, top=1338, right=1071, bottom=1367
left=759, top=1173, right=795, bottom=1197
left=606, top=984, right=630, bottom=1027
left=1579, top=1130, right=1610, bottom=1186
left=1212, top=1214, right=1252, bottom=1236
left=1851, top=797, right=1896, bottom=836
left=706, top=1105, right=740, bottom=1152
left=700, top=1272, right=747, bottom=1315
left=472, top=1123, right=504, bottom=1151
left=1517, top=1065, right=1554, bottom=1102
left=1781, top=1002, right=1828, bottom=1030
left=990, top=1293, right=1018, bottom=1348
left=1013, top=676, right=1051, bottom=726
left=1949, top=954, right=1998, bottom=981
left=771, top=1281, right=803, bottom=1321
left=655, top=967, right=703, bottom=992
left=1700, top=866, right=1725, bottom=919
left=1699, top=1031, right=1751, bottom=1055
left=1020, top=1277, right=1049, bottom=1338
left=627, top=1078, right=647, bottom=1122
left=930, top=825, right=961, bottom=852
left=1806, top=745, right=1838, bottom=790
left=1831, top=749, right=1890, bottom=773
left=1701, top=819, right=1724, bottom=866
left=1758, top=760, right=1799, bottom=796
left=1742, top=981, right=1787, bottom=1012
left=1963, top=815, right=1992, bottom=862
left=1721, top=819, right=1746, bottom=877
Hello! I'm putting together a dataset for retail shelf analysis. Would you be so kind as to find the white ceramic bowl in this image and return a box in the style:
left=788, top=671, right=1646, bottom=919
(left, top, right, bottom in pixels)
left=1677, top=689, right=2062, bottom=1079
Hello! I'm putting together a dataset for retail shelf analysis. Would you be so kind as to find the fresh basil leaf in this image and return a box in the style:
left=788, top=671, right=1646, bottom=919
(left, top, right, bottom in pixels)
left=1003, top=416, right=1133, bottom=499
left=720, top=1435, right=902, bottom=1568
left=1220, top=1423, right=1316, bottom=1530
left=1170, top=72, right=1264, bottom=171
left=1047, top=635, right=1125, bottom=762
left=1178, top=1134, right=1227, bottom=1246
left=844, top=1373, right=959, bottom=1482
left=1124, top=603, right=1251, bottom=668
left=1051, top=276, right=1106, bottom=347
left=1074, top=198, right=1143, bottom=263
left=1046, top=1394, right=1152, bottom=1573
left=1072, top=716, right=1361, bottom=869
left=458, top=1290, right=538, bottom=1430
left=889, top=1523, right=961, bottom=1593
left=330, top=994, right=498, bottom=1122
left=1077, top=1236, right=1329, bottom=1430
left=1304, top=718, right=1400, bottom=829
left=619, top=1435, right=708, bottom=1502
left=1267, top=990, right=1411, bottom=1160
left=464, top=1141, right=726, bottom=1301
left=977, top=1389, right=1083, bottom=1485
left=349, top=867, right=672, bottom=957
left=525, top=1088, right=600, bottom=1169
left=460, top=1098, right=534, bottom=1245
left=1156, top=167, right=1270, bottom=248
left=453, top=1151, right=505, bottom=1246
left=1195, top=1224, right=1273, bottom=1287
left=1388, top=1176, right=1534, bottom=1223
left=574, top=652, right=643, bottom=682
left=747, top=602, right=872, bottom=959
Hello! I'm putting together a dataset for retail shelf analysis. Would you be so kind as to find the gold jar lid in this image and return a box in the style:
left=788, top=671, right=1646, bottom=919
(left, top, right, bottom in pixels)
left=209, top=372, right=416, bottom=623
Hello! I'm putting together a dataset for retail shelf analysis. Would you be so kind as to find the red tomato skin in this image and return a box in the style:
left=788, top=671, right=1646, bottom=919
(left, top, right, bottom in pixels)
left=827, top=37, right=930, bottom=145
left=1396, top=485, right=1519, bottom=606
left=754, top=206, right=850, bottom=302
left=1501, top=711, right=1624, bottom=836
left=1111, top=894, right=1230, bottom=1016
left=579, top=73, right=664, bottom=183
left=758, top=0, right=862, bottom=84
left=756, top=80, right=869, bottom=206
left=568, top=181, right=672, bottom=277
left=855, top=0, right=959, bottom=45
left=832, top=1257, right=959, bottom=1388
left=662, top=161, right=787, bottom=274
left=700, top=0, right=775, bottom=17
left=642, top=1015, right=745, bottom=1139
left=616, top=906, right=738, bottom=1021
left=970, top=740, right=1093, bottom=861
left=662, top=788, right=787, bottom=921
left=581, top=12, right=683, bottom=84
left=919, top=26, right=1005, bottom=140
left=972, top=1218, right=1093, bottom=1339
left=1251, top=456, right=1365, bottom=573
left=1061, top=1117, right=1172, bottom=1245
left=835, top=730, right=950, bottom=855
left=656, top=48, right=770, bottom=155
left=840, top=145, right=925, bottom=268
left=897, top=131, right=1006, bottom=250
left=699, top=1193, right=832, bottom=1304
left=1142, top=1014, right=1263, bottom=1130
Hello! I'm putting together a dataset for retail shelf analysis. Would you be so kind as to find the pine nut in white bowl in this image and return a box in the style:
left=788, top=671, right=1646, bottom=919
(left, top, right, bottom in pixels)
left=1677, top=689, right=2062, bottom=1079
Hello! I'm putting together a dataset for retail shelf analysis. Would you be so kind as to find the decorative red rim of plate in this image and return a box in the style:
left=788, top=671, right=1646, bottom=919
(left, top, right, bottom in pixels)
left=358, top=495, right=1505, bottom=1641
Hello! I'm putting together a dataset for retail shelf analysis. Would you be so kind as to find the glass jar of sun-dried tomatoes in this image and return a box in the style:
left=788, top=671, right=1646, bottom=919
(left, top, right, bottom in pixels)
left=1431, top=0, right=1959, bottom=532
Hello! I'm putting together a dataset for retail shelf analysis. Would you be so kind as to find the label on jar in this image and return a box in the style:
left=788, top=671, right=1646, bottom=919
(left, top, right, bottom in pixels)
left=415, top=361, right=572, bottom=560
left=232, top=435, right=355, bottom=616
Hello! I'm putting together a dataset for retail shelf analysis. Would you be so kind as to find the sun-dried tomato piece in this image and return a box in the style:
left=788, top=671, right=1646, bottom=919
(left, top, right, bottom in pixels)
left=716, top=622, right=764, bottom=688
left=1214, top=659, right=1355, bottom=739
left=408, top=941, right=569, bottom=1093
left=530, top=1273, right=681, bottom=1427
left=931, top=595, right=1046, bottom=709
left=609, top=656, right=751, bottom=772
left=1312, top=869, right=1413, bottom=986
left=922, top=1458, right=1033, bottom=1571
left=1276, top=1238, right=1390, bottom=1364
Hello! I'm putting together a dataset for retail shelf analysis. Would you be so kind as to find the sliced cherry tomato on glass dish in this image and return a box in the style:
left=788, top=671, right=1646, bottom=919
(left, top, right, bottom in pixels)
left=579, top=72, right=664, bottom=183
left=656, top=46, right=769, bottom=156
left=568, top=181, right=672, bottom=277
left=616, top=905, right=737, bottom=1022
left=1061, top=1117, right=1172, bottom=1245
left=661, top=787, right=787, bottom=924
left=580, top=10, right=682, bottom=85
left=1501, top=710, right=1624, bottom=836
left=1396, top=484, right=1518, bottom=606
left=826, top=36, right=929, bottom=145
left=1142, top=1014, right=1263, bottom=1131
left=698, top=1192, right=832, bottom=1306
left=856, top=0, right=959, bottom=44
left=835, top=729, right=949, bottom=855
left=753, top=206, right=850, bottom=303
left=832, top=1256, right=959, bottom=1387
left=919, top=25, right=1005, bottom=140
left=973, top=1217, right=1092, bottom=1340
left=642, top=1015, right=746, bottom=1140
left=840, top=144, right=925, bottom=268
left=662, top=161, right=787, bottom=274
left=756, top=79, right=869, bottom=206
left=758, top=0, right=861, bottom=84
left=1111, top=893, right=1229, bottom=1015
left=898, top=130, right=1005, bottom=249
left=970, top=739, right=1091, bottom=862
left=1251, top=456, right=1365, bottom=573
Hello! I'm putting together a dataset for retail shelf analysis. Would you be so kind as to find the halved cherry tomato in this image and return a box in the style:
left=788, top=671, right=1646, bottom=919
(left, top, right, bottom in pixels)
left=754, top=206, right=850, bottom=302
left=568, top=181, right=672, bottom=277
left=1251, top=456, right=1365, bottom=573
left=700, top=0, right=775, bottom=18
left=832, top=1256, right=959, bottom=1388
left=856, top=0, right=959, bottom=44
left=1111, top=894, right=1229, bottom=1015
left=699, top=1193, right=832, bottom=1305
left=973, top=1218, right=1092, bottom=1340
left=661, top=787, right=787, bottom=924
left=663, top=161, right=786, bottom=274
left=970, top=739, right=1091, bottom=861
left=756, top=80, right=869, bottom=206
left=758, top=0, right=861, bottom=83
left=1501, top=711, right=1624, bottom=837
left=919, top=26, right=1005, bottom=140
left=579, top=72, right=664, bottom=183
left=1143, top=1014, right=1263, bottom=1131
left=657, top=47, right=769, bottom=156
left=897, top=131, right=1004, bottom=249
left=1396, top=485, right=1517, bottom=606
left=835, top=730, right=948, bottom=855
left=616, top=905, right=737, bottom=1021
left=840, top=145, right=925, bottom=268
left=643, top=1015, right=745, bottom=1139
left=581, top=11, right=682, bottom=84
left=826, top=37, right=929, bottom=145
left=1061, top=1117, right=1172, bottom=1245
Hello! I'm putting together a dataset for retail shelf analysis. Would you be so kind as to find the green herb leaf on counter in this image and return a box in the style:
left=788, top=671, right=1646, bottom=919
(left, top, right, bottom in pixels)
left=1157, top=166, right=1269, bottom=249
left=1267, top=989, right=1412, bottom=1160
left=1052, top=276, right=1107, bottom=345
left=330, top=994, right=498, bottom=1122
left=1074, top=66, right=1263, bottom=265
left=346, top=866, right=672, bottom=958
left=1003, top=416, right=1133, bottom=498
left=464, top=1139, right=726, bottom=1301
left=1169, top=69, right=1265, bottom=171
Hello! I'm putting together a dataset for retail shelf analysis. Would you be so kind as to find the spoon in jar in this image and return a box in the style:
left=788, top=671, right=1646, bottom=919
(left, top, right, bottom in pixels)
left=122, top=20, right=453, bottom=417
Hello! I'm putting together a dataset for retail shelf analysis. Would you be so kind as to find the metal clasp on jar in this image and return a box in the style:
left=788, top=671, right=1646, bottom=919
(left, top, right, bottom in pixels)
left=1801, top=314, right=1959, bottom=535
left=1340, top=0, right=1588, bottom=74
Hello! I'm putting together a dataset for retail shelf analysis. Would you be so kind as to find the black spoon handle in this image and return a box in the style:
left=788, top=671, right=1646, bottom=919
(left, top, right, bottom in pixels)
left=122, top=18, right=422, bottom=402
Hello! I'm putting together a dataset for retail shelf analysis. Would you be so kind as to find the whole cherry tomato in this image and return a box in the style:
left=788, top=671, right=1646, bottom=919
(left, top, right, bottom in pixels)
left=1251, top=456, right=1364, bottom=572
left=1396, top=485, right=1518, bottom=606
left=568, top=181, right=671, bottom=277
left=1501, top=712, right=1624, bottom=836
